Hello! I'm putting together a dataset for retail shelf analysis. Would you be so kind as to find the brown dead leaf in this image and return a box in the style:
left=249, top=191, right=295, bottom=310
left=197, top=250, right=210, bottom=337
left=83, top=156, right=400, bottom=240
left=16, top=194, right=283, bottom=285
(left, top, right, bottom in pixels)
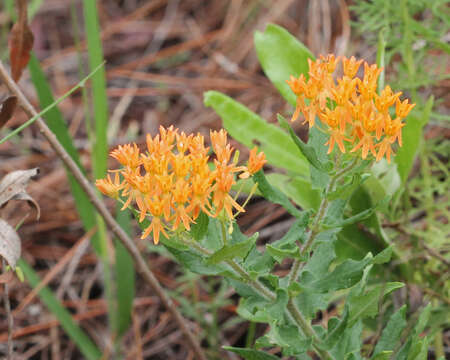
left=0, top=219, right=21, bottom=269
left=0, top=168, right=40, bottom=219
left=8, top=0, right=34, bottom=82
left=0, top=96, right=18, bottom=130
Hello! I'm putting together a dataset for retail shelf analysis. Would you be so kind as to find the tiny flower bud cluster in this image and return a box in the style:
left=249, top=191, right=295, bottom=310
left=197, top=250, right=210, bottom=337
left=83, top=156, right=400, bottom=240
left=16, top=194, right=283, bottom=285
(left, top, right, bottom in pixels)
left=287, top=55, right=415, bottom=162
left=96, top=126, right=266, bottom=244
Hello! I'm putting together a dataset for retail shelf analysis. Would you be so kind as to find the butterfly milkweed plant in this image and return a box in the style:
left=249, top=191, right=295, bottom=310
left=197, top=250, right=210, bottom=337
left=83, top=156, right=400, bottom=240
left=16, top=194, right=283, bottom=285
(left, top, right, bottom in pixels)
left=97, top=25, right=433, bottom=360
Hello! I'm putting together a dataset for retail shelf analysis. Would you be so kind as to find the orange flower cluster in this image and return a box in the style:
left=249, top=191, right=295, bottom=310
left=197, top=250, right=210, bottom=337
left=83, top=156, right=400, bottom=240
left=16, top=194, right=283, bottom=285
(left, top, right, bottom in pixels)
left=96, top=126, right=266, bottom=244
left=287, top=55, right=415, bottom=162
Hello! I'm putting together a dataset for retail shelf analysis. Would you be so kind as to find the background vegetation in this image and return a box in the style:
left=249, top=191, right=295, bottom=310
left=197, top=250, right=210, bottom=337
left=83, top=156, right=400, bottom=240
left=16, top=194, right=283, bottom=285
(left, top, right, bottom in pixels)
left=0, top=0, right=448, bottom=359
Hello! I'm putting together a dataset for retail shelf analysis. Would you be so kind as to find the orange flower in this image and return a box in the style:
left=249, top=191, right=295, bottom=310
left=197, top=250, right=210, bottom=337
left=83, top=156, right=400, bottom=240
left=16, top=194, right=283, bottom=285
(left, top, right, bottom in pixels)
left=110, top=143, right=141, bottom=168
left=96, top=126, right=263, bottom=244
left=240, top=147, right=267, bottom=179
left=287, top=55, right=415, bottom=163
left=95, top=173, right=123, bottom=198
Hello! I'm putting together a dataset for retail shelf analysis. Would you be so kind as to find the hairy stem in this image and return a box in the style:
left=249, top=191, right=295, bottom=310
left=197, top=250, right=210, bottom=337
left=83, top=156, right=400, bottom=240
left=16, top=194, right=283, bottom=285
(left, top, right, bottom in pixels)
left=0, top=61, right=207, bottom=360
left=288, top=157, right=360, bottom=285
left=287, top=299, right=334, bottom=360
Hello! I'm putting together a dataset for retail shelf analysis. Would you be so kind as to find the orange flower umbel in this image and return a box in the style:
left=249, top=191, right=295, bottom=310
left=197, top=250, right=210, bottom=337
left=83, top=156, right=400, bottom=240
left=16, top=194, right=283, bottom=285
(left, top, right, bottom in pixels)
left=287, top=55, right=415, bottom=162
left=96, top=126, right=265, bottom=244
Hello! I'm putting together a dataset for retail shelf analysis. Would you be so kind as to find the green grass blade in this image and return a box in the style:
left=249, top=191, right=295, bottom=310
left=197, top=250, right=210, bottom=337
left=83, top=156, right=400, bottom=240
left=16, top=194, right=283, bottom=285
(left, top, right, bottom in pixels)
left=82, top=0, right=108, bottom=179
left=18, top=259, right=101, bottom=360
left=81, top=1, right=135, bottom=339
left=114, top=206, right=135, bottom=336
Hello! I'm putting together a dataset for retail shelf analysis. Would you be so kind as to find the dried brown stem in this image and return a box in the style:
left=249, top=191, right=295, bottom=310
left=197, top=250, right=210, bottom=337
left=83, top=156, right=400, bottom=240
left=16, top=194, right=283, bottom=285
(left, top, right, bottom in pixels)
left=0, top=61, right=207, bottom=360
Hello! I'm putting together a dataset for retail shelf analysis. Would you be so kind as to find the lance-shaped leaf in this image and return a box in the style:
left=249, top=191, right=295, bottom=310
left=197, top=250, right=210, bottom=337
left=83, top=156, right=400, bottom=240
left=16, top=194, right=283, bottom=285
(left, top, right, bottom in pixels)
left=347, top=282, right=404, bottom=327
left=277, top=114, right=330, bottom=172
left=207, top=233, right=258, bottom=264
left=372, top=305, right=407, bottom=357
left=254, top=24, right=314, bottom=107
left=252, top=170, right=301, bottom=217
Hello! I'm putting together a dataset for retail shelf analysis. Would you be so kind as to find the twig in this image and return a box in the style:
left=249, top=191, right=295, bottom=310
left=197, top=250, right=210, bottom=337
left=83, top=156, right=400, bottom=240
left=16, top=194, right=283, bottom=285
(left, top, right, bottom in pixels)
left=0, top=61, right=207, bottom=360
left=2, top=259, right=13, bottom=359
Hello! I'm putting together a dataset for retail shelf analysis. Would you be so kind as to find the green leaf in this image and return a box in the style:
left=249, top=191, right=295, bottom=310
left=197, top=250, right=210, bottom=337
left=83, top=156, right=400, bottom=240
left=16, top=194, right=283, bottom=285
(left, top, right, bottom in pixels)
left=167, top=246, right=234, bottom=277
left=330, top=320, right=363, bottom=360
left=327, top=174, right=370, bottom=201
left=348, top=282, right=404, bottom=327
left=373, top=305, right=407, bottom=357
left=322, top=309, right=350, bottom=349
left=252, top=170, right=301, bottom=217
left=303, top=255, right=373, bottom=293
left=335, top=225, right=384, bottom=261
left=395, top=97, right=433, bottom=183
left=277, top=114, right=330, bottom=172
left=207, top=233, right=257, bottom=264
left=294, top=241, right=336, bottom=318
left=266, top=173, right=320, bottom=210
left=397, top=304, right=432, bottom=360
left=307, top=125, right=331, bottom=189
left=189, top=211, right=209, bottom=241
left=237, top=296, right=271, bottom=322
left=266, top=215, right=310, bottom=263
left=243, top=246, right=275, bottom=275
left=223, top=347, right=280, bottom=360
left=18, top=259, right=101, bottom=360
left=266, top=244, right=301, bottom=264
left=254, top=24, right=314, bottom=107
left=324, top=207, right=375, bottom=229
left=371, top=247, right=393, bottom=265
left=204, top=91, right=309, bottom=175
left=261, top=324, right=312, bottom=356
left=266, top=289, right=289, bottom=322
left=200, top=217, right=223, bottom=252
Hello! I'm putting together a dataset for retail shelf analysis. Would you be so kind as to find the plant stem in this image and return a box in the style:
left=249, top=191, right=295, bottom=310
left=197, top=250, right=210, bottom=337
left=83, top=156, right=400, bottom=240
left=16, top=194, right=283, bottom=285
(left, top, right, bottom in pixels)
left=286, top=158, right=361, bottom=359
left=225, top=259, right=276, bottom=301
left=288, top=157, right=360, bottom=285
left=287, top=299, right=334, bottom=360
left=2, top=259, right=13, bottom=359
left=185, top=235, right=276, bottom=301
left=0, top=61, right=207, bottom=360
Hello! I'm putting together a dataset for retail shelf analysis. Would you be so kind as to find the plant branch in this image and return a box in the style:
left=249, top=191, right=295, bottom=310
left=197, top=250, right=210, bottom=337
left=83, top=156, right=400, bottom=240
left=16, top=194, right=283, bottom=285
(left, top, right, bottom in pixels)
left=0, top=61, right=207, bottom=360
